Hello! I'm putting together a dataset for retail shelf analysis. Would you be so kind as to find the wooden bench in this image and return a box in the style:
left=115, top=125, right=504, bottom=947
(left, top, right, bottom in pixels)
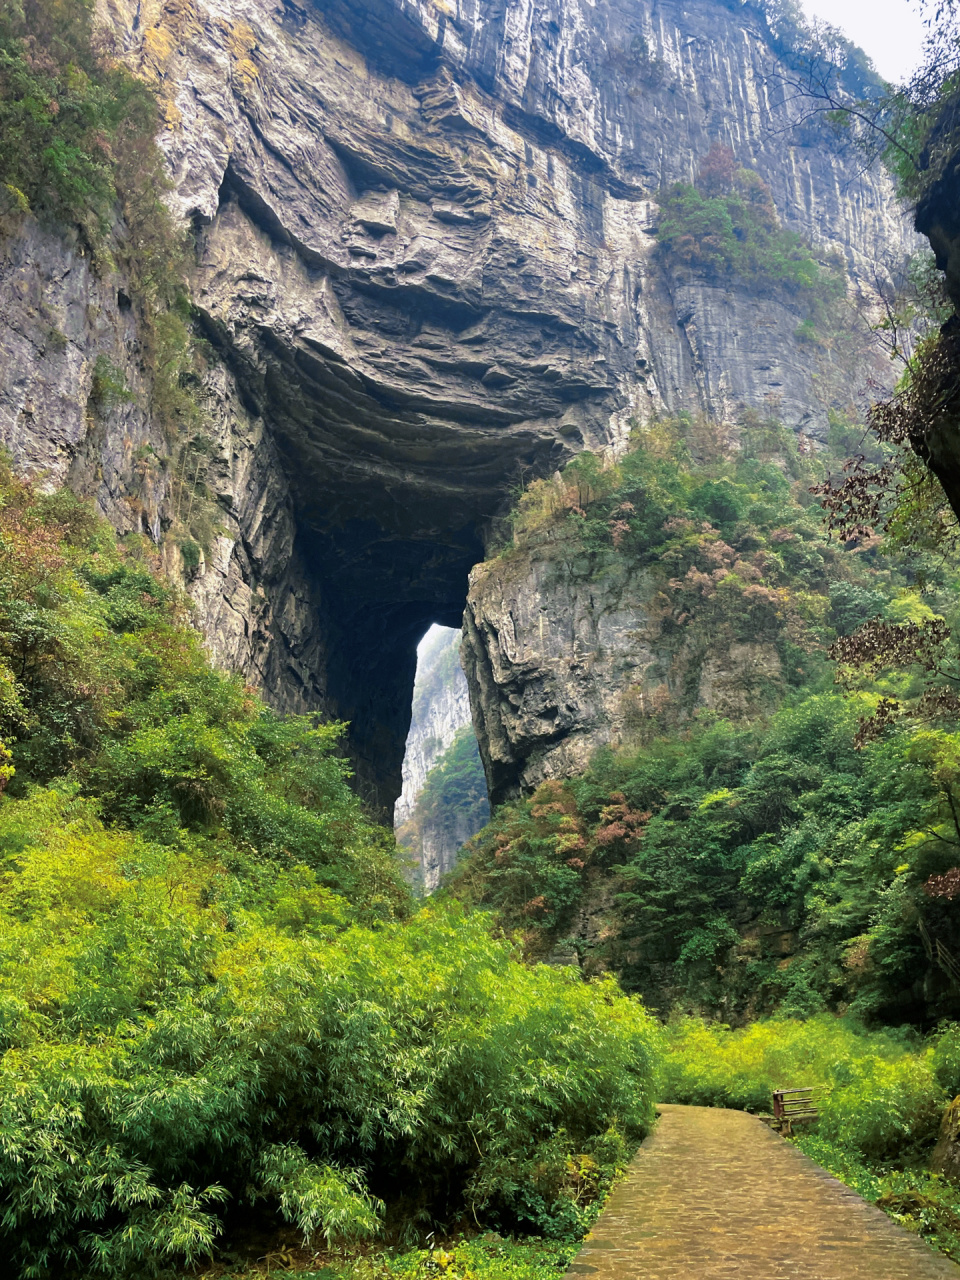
left=770, top=1086, right=820, bottom=1135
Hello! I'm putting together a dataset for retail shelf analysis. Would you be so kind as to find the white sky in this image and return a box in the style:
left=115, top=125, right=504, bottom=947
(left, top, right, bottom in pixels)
left=801, top=0, right=928, bottom=83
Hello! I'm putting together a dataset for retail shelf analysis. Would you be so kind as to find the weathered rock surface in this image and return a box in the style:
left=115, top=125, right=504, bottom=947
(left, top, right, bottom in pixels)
left=414, top=799, right=483, bottom=893
left=395, top=626, right=488, bottom=889
left=0, top=0, right=915, bottom=814
left=0, top=214, right=335, bottom=754
left=395, top=626, right=472, bottom=826
left=912, top=102, right=960, bottom=525
left=462, top=531, right=784, bottom=806
left=916, top=96, right=960, bottom=316
left=931, top=1095, right=960, bottom=1183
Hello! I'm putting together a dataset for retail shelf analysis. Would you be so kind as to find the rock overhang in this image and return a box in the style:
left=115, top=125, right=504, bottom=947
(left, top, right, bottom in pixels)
left=81, top=0, right=915, bottom=816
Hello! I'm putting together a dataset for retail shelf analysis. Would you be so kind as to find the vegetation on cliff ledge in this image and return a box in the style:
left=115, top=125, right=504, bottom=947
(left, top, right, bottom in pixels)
left=457, top=414, right=960, bottom=1023
left=657, top=144, right=846, bottom=317
left=448, top=408, right=960, bottom=1260
left=0, top=0, right=225, bottom=558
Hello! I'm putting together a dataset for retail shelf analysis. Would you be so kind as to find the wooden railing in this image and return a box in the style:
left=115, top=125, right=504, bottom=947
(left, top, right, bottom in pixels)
left=919, top=919, right=960, bottom=988
left=770, top=1087, right=820, bottom=1136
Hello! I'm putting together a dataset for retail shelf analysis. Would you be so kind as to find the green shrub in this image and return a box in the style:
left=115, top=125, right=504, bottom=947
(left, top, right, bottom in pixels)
left=0, top=0, right=131, bottom=243
left=0, top=468, right=662, bottom=1276
left=90, top=354, right=134, bottom=408
left=661, top=1016, right=942, bottom=1159
left=656, top=146, right=846, bottom=306
left=378, top=1236, right=576, bottom=1279
left=305, top=1236, right=575, bottom=1280
left=822, top=1051, right=943, bottom=1158
left=453, top=688, right=958, bottom=1020
left=460, top=410, right=960, bottom=1024
left=0, top=810, right=660, bottom=1274
left=933, top=1022, right=960, bottom=1096
left=179, top=537, right=202, bottom=571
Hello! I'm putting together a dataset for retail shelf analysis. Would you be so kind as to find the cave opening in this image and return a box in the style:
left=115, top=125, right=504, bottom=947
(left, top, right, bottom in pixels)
left=290, top=515, right=486, bottom=825
left=198, top=195, right=584, bottom=824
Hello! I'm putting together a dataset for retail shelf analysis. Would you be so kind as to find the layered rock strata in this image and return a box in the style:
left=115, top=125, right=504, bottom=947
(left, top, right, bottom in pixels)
left=0, top=0, right=914, bottom=813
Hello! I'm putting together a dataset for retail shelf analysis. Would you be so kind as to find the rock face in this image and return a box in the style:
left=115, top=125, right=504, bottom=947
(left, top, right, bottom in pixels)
left=395, top=626, right=488, bottom=889
left=931, top=1095, right=960, bottom=1182
left=395, top=625, right=472, bottom=826
left=462, top=529, right=785, bottom=806
left=916, top=97, right=960, bottom=315
left=0, top=212, right=337, bottom=773
left=912, top=103, right=960, bottom=524
left=413, top=787, right=486, bottom=892
left=0, top=0, right=913, bottom=815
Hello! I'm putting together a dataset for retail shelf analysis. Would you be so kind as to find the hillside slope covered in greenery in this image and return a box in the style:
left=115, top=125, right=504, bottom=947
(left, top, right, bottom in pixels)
left=443, top=404, right=960, bottom=1263
left=6, top=0, right=960, bottom=1276
left=449, top=412, right=960, bottom=1027
left=0, top=464, right=661, bottom=1278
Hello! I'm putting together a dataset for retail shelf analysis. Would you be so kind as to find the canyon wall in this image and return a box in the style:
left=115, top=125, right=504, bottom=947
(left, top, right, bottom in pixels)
left=395, top=626, right=471, bottom=827
left=395, top=627, right=488, bottom=888
left=0, top=0, right=913, bottom=815
left=912, top=100, right=960, bottom=521
left=462, top=524, right=790, bottom=807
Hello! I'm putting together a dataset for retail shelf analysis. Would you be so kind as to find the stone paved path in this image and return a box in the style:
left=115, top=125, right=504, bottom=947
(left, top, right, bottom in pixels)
left=564, top=1104, right=960, bottom=1279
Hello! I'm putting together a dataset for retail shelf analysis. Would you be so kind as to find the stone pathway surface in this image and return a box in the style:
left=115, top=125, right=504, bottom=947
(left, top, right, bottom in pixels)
left=564, top=1104, right=960, bottom=1279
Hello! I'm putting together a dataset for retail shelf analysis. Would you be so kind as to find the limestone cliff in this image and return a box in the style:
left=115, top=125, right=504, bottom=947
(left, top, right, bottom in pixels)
left=912, top=99, right=960, bottom=521
left=395, top=626, right=471, bottom=826
left=462, top=510, right=790, bottom=807
left=0, top=0, right=913, bottom=816
left=394, top=627, right=488, bottom=888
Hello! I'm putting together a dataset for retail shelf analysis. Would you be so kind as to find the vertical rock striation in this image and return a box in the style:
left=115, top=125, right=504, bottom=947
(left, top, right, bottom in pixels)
left=395, top=626, right=472, bottom=827
left=461, top=530, right=786, bottom=806
left=395, top=627, right=488, bottom=890
left=0, top=0, right=915, bottom=813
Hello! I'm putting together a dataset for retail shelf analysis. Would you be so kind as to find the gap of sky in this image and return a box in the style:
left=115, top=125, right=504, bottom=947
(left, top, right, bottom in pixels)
left=801, top=0, right=927, bottom=83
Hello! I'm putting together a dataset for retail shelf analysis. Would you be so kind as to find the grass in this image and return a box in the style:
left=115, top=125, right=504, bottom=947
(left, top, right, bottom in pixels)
left=195, top=1233, right=577, bottom=1280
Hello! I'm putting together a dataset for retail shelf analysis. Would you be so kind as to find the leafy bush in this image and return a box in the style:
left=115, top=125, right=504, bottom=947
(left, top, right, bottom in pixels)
left=465, top=670, right=960, bottom=1018
left=933, top=1022, right=960, bottom=1096
left=452, top=677, right=960, bottom=1023
left=448, top=777, right=645, bottom=948
left=0, top=810, right=660, bottom=1275
left=0, top=0, right=144, bottom=243
left=253, top=1236, right=576, bottom=1280
left=0, top=0, right=185, bottom=299
left=656, top=145, right=846, bottom=306
left=0, top=469, right=662, bottom=1277
left=460, top=412, right=960, bottom=1025
left=368, top=1236, right=576, bottom=1279
left=661, top=1016, right=943, bottom=1160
